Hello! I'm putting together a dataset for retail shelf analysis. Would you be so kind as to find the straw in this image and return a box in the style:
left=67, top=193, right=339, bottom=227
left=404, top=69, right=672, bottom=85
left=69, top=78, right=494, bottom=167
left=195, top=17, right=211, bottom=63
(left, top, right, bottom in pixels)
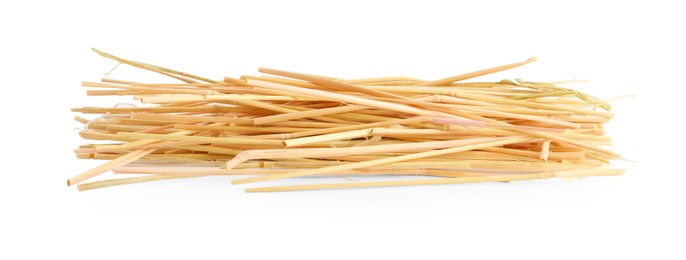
left=68, top=49, right=623, bottom=192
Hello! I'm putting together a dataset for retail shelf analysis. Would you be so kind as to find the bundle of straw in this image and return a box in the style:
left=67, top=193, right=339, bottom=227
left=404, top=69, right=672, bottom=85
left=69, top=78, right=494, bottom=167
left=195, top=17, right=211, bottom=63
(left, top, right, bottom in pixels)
left=69, top=49, right=623, bottom=192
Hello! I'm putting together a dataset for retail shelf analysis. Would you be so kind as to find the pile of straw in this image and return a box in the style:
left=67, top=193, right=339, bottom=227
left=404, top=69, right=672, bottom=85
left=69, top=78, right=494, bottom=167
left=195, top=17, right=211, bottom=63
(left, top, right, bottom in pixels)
left=69, top=49, right=623, bottom=192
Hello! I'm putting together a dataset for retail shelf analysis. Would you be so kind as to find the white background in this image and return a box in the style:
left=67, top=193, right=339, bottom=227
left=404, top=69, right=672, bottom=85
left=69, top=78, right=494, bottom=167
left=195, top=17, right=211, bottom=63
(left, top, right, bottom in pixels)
left=1, top=1, right=684, bottom=259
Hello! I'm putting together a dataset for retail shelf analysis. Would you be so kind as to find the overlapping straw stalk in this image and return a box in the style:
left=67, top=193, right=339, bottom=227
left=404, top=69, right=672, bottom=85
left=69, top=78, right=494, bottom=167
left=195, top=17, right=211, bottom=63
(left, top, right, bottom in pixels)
left=70, top=49, right=623, bottom=192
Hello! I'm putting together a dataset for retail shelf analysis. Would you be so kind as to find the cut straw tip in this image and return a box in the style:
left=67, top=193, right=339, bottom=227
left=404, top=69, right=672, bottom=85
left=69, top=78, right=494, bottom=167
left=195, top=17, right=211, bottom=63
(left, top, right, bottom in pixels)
left=91, top=47, right=105, bottom=55
left=257, top=67, right=277, bottom=73
left=231, top=179, right=250, bottom=185
left=245, top=187, right=268, bottom=193
left=526, top=57, right=538, bottom=63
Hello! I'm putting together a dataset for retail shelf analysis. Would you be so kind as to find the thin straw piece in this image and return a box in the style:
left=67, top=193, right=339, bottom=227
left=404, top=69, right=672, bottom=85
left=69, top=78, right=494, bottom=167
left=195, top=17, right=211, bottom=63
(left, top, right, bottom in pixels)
left=226, top=136, right=508, bottom=169
left=232, top=136, right=533, bottom=184
left=246, top=169, right=624, bottom=192
left=245, top=79, right=442, bottom=117
left=258, top=67, right=408, bottom=100
left=418, top=57, right=537, bottom=86
left=78, top=174, right=200, bottom=191
left=67, top=148, right=154, bottom=186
